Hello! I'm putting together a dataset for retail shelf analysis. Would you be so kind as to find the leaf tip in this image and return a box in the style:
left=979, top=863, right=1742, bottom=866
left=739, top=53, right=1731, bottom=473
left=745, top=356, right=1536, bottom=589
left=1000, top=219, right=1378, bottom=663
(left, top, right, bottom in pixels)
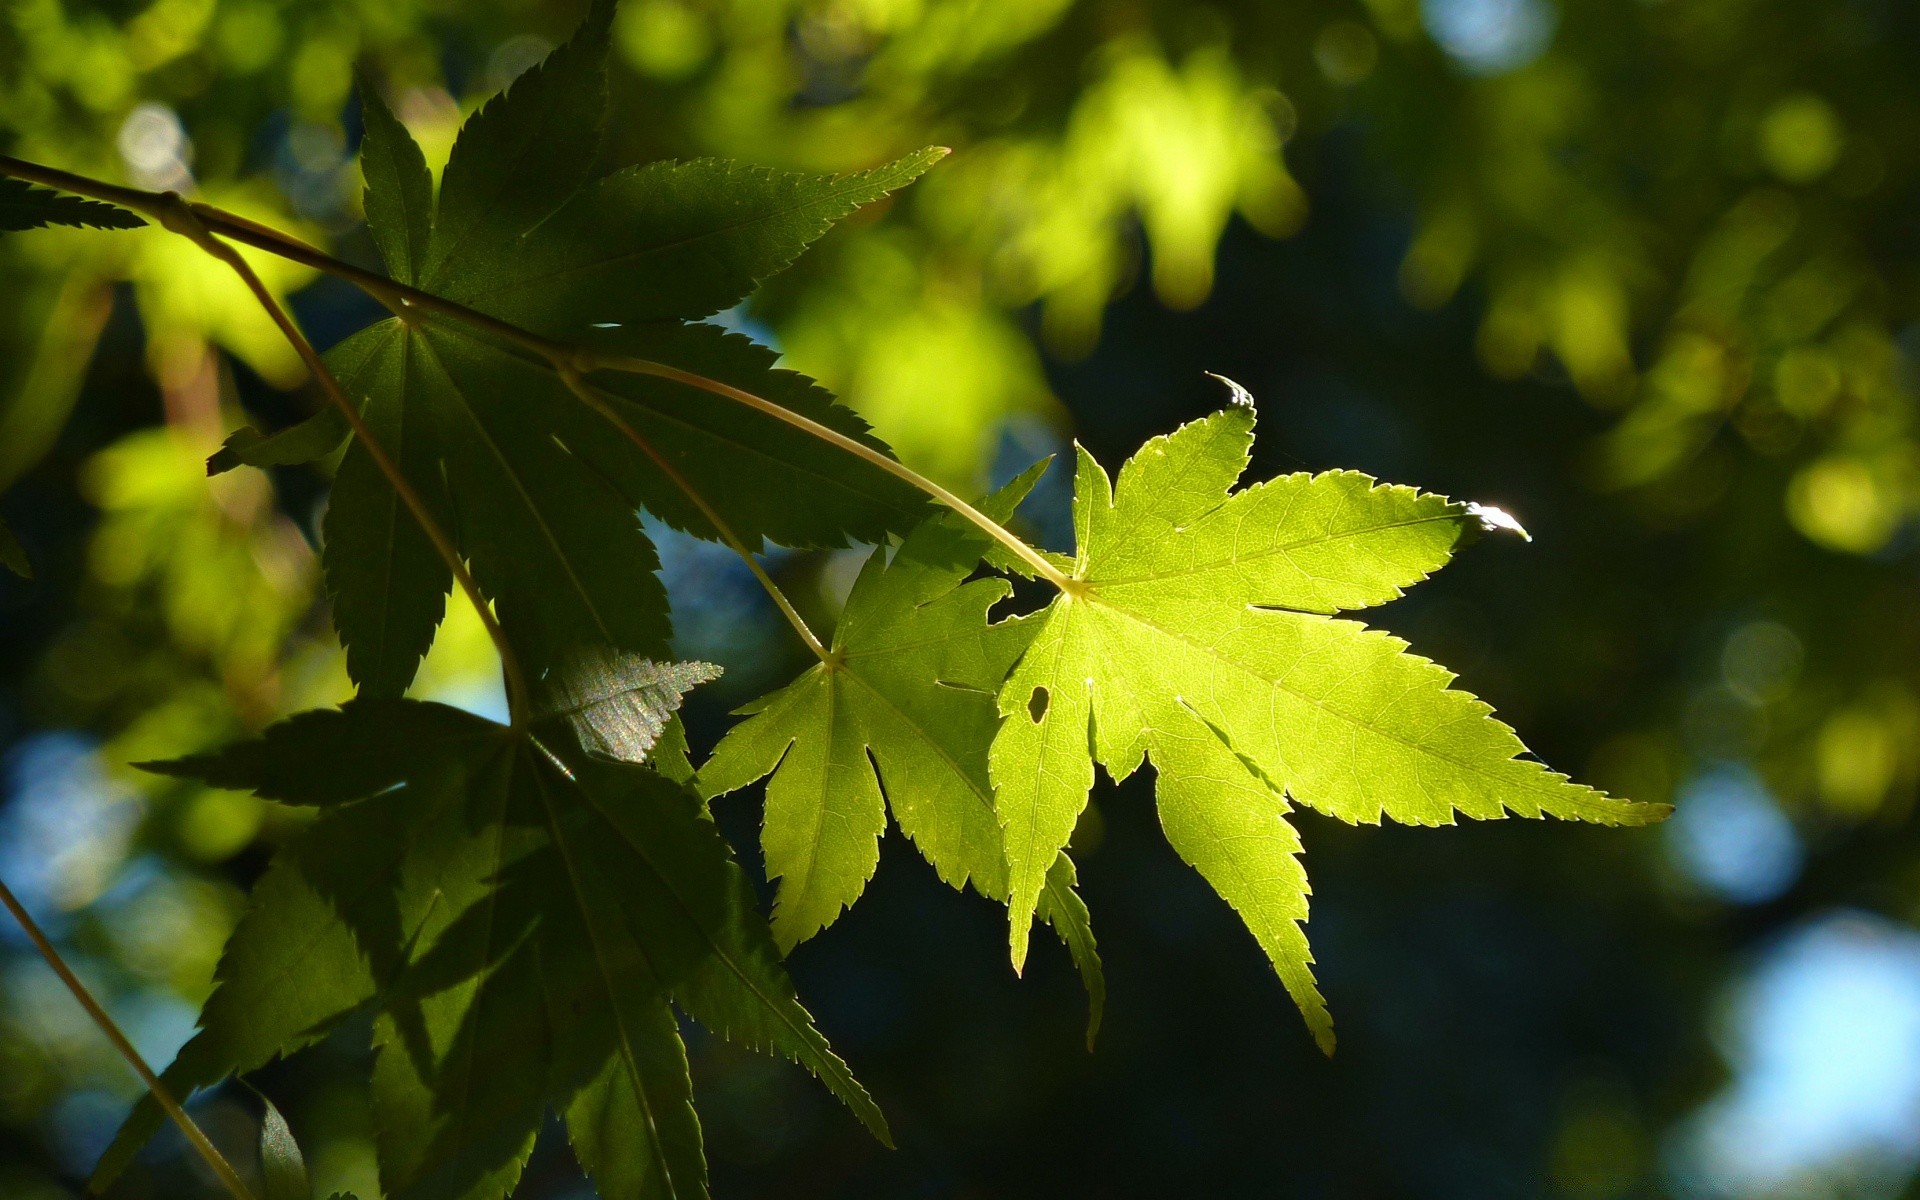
left=1465, top=501, right=1531, bottom=542
left=1008, top=925, right=1032, bottom=976
left=1204, top=371, right=1257, bottom=410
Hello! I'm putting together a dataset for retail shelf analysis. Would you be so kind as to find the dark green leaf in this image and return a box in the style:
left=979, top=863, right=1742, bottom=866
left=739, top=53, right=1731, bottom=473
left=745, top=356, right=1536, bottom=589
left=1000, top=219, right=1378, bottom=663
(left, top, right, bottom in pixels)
left=207, top=407, right=348, bottom=476
left=453, top=150, right=946, bottom=336
left=94, top=744, right=480, bottom=1189
left=258, top=1093, right=312, bottom=1200
left=650, top=715, right=696, bottom=787
left=322, top=323, right=455, bottom=698
left=135, top=697, right=501, bottom=805
left=421, top=0, right=613, bottom=289
left=565, top=993, right=706, bottom=1200
left=418, top=323, right=671, bottom=674
left=358, top=75, right=434, bottom=286
left=105, top=699, right=882, bottom=1200
left=0, top=178, right=144, bottom=233
left=460, top=319, right=926, bottom=550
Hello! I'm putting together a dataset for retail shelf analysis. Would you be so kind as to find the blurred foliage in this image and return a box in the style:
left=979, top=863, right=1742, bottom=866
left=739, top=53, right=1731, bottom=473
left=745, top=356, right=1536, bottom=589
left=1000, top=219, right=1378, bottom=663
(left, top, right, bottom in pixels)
left=3, top=0, right=1920, bottom=1196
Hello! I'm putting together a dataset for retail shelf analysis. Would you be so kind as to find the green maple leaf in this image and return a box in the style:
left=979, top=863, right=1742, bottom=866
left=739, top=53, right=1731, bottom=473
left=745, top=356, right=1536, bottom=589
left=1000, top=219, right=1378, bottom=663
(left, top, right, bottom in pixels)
left=208, top=2, right=929, bottom=691
left=0, top=177, right=144, bottom=233
left=98, top=695, right=882, bottom=1200
left=989, top=401, right=1668, bottom=1050
left=700, top=464, right=1105, bottom=1039
left=221, top=3, right=934, bottom=695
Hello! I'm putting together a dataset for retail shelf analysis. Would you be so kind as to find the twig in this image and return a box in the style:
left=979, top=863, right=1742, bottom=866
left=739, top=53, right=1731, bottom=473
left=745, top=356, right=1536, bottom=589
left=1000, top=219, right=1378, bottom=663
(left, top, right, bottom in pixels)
left=0, top=874, right=258, bottom=1200
left=0, top=155, right=1074, bottom=591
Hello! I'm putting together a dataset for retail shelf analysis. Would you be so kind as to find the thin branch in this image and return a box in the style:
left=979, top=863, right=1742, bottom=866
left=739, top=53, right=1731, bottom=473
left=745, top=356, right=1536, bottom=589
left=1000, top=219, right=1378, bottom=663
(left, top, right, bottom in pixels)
left=147, top=194, right=534, bottom=725
left=0, top=154, right=1074, bottom=591
left=0, top=874, right=258, bottom=1200
left=582, top=351, right=1076, bottom=587
left=555, top=364, right=832, bottom=662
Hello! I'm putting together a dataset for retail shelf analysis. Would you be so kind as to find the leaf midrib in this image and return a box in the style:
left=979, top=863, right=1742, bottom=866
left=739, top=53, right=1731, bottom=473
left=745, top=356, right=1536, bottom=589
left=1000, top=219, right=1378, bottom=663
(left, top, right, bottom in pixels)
left=1087, top=511, right=1461, bottom=589
left=418, top=331, right=620, bottom=646
left=1081, top=588, right=1632, bottom=818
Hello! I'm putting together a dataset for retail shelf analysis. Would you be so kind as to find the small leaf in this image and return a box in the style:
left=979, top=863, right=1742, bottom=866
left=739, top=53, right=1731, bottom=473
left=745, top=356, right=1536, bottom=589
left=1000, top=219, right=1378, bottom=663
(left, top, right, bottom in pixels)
left=1037, top=852, right=1104, bottom=1049
left=321, top=323, right=454, bottom=698
left=579, top=321, right=928, bottom=550
left=532, top=646, right=720, bottom=763
left=0, top=178, right=144, bottom=233
left=651, top=715, right=697, bottom=786
left=989, top=400, right=1668, bottom=1039
left=136, top=697, right=501, bottom=805
left=564, top=982, right=708, bottom=1200
left=257, top=1092, right=312, bottom=1200
left=455, top=150, right=947, bottom=336
left=207, top=407, right=348, bottom=476
left=703, top=462, right=1104, bottom=1027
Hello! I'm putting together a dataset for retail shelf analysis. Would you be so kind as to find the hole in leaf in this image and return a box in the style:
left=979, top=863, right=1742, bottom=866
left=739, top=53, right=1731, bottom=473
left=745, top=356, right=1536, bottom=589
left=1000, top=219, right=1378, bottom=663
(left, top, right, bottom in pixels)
left=1028, top=686, right=1050, bottom=723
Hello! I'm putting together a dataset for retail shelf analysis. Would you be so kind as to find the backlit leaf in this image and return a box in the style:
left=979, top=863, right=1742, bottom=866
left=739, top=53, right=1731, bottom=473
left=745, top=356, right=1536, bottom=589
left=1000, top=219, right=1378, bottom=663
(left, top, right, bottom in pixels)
left=989, top=403, right=1668, bottom=1043
left=701, top=465, right=1104, bottom=1033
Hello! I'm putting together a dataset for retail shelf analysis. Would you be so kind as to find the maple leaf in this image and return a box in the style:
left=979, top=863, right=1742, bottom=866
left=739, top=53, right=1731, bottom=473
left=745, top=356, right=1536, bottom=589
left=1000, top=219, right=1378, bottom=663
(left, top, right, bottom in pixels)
left=989, top=401, right=1669, bottom=1050
left=700, top=464, right=1105, bottom=1038
left=97, top=694, right=883, bottom=1200
left=219, top=2, right=935, bottom=695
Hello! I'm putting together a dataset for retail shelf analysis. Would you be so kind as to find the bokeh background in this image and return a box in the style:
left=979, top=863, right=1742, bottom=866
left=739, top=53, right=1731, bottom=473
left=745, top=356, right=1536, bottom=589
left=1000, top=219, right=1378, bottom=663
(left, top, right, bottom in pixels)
left=4, top=0, right=1920, bottom=1196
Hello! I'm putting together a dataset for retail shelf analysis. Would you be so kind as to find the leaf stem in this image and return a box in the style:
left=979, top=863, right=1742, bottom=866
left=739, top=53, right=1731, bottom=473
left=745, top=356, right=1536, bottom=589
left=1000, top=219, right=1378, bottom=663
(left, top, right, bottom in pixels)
left=555, top=364, right=831, bottom=662
left=0, top=154, right=1074, bottom=592
left=147, top=193, right=534, bottom=726
left=580, top=351, right=1076, bottom=589
left=0, top=874, right=258, bottom=1200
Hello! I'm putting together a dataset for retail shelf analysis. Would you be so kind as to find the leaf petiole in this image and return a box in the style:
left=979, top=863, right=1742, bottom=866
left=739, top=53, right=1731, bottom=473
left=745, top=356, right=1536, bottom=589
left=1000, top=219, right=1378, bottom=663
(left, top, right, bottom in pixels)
left=555, top=363, right=832, bottom=662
